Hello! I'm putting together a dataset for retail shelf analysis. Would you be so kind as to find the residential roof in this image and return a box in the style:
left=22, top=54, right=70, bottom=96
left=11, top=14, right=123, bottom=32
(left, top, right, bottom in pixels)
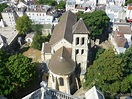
left=128, top=6, right=132, bottom=10
left=0, top=26, right=18, bottom=45
left=114, top=31, right=127, bottom=47
left=72, top=18, right=90, bottom=34
left=49, top=10, right=77, bottom=46
left=25, top=33, right=34, bottom=39
left=43, top=24, right=53, bottom=29
left=48, top=46, right=76, bottom=75
left=44, top=42, right=51, bottom=53
left=118, top=26, right=132, bottom=34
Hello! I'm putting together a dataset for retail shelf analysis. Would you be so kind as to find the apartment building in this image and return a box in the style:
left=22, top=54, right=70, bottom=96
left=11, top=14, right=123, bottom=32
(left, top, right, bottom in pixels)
left=26, top=5, right=54, bottom=24
left=1, top=7, right=18, bottom=26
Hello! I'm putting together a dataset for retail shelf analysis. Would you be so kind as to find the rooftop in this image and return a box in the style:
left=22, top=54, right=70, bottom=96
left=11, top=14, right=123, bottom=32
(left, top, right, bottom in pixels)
left=118, top=26, right=132, bottom=34
left=114, top=31, right=127, bottom=47
left=48, top=46, right=76, bottom=75
left=26, top=5, right=51, bottom=13
left=43, top=24, right=53, bottom=29
left=49, top=10, right=77, bottom=45
left=0, top=26, right=18, bottom=45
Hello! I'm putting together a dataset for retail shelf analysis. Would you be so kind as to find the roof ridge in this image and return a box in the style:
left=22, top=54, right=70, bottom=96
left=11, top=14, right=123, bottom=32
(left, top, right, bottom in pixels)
left=72, top=18, right=80, bottom=33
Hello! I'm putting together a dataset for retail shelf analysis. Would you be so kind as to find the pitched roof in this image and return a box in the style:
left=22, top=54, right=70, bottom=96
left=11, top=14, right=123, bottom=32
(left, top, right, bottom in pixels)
left=44, top=42, right=51, bottom=53
left=128, top=6, right=132, bottom=10
left=48, top=46, right=76, bottom=75
left=118, top=26, right=132, bottom=34
left=49, top=10, right=77, bottom=46
left=72, top=18, right=90, bottom=34
left=114, top=31, right=127, bottom=47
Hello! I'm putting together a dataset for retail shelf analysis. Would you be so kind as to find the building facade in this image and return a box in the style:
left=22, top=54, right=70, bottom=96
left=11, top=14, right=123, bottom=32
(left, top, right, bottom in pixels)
left=1, top=7, right=18, bottom=26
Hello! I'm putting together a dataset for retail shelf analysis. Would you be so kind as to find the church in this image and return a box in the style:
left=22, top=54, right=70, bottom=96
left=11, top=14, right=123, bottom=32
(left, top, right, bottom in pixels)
left=41, top=10, right=91, bottom=95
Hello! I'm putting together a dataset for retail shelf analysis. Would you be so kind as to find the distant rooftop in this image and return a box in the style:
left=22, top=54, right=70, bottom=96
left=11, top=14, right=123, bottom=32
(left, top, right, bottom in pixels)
left=26, top=5, right=51, bottom=13
left=106, top=5, right=123, bottom=12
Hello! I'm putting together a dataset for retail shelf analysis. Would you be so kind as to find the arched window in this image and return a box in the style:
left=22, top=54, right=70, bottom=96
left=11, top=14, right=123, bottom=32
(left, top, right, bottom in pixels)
left=81, top=37, right=85, bottom=45
left=76, top=37, right=79, bottom=45
left=81, top=49, right=84, bottom=54
left=59, top=77, right=64, bottom=86
left=76, top=49, right=79, bottom=55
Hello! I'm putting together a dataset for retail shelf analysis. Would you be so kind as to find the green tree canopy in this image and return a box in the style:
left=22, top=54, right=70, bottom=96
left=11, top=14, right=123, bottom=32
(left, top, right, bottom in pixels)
left=57, top=1, right=66, bottom=9
left=0, top=51, right=36, bottom=96
left=36, top=0, right=57, bottom=6
left=125, top=0, right=132, bottom=6
left=16, top=15, right=32, bottom=35
left=31, top=34, right=51, bottom=50
left=83, top=49, right=127, bottom=96
left=119, top=46, right=132, bottom=76
left=76, top=10, right=110, bottom=39
left=31, top=24, right=43, bottom=35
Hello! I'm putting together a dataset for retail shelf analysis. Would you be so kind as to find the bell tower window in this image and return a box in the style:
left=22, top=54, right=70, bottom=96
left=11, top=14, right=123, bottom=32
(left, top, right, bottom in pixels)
left=81, top=37, right=85, bottom=45
left=76, top=37, right=79, bottom=45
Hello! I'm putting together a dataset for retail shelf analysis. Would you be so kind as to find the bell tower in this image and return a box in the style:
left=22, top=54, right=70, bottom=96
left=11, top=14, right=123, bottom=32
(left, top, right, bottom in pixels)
left=72, top=18, right=90, bottom=80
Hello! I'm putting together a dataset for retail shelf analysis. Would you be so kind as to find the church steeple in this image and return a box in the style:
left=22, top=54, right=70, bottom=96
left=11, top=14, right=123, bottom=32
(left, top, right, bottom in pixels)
left=72, top=18, right=90, bottom=81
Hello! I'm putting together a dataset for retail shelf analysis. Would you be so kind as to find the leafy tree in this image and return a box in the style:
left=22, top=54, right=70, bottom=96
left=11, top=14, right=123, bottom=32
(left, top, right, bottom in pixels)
left=0, top=3, right=8, bottom=19
left=76, top=10, right=110, bottom=39
left=0, top=50, right=10, bottom=95
left=50, top=0, right=57, bottom=6
left=31, top=34, right=44, bottom=50
left=36, top=0, right=57, bottom=6
left=31, top=24, right=43, bottom=35
left=0, top=50, right=36, bottom=96
left=16, top=15, right=32, bottom=35
left=95, top=47, right=105, bottom=59
left=6, top=54, right=36, bottom=88
left=32, top=34, right=51, bottom=50
left=83, top=49, right=125, bottom=96
left=119, top=46, right=132, bottom=75
left=57, top=1, right=66, bottom=9
left=125, top=0, right=132, bottom=6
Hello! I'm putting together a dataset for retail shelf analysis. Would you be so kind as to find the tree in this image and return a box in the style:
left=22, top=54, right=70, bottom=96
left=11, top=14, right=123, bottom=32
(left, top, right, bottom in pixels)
left=0, top=51, right=36, bottom=96
left=50, top=0, right=57, bottom=6
left=16, top=15, right=32, bottom=35
left=31, top=34, right=51, bottom=50
left=119, top=46, right=132, bottom=75
left=31, top=24, right=43, bottom=35
left=83, top=49, right=125, bottom=96
left=0, top=50, right=10, bottom=95
left=0, top=3, right=8, bottom=19
left=57, top=1, right=66, bottom=9
left=125, top=0, right=132, bottom=6
left=76, top=10, right=110, bottom=39
left=31, top=34, right=44, bottom=50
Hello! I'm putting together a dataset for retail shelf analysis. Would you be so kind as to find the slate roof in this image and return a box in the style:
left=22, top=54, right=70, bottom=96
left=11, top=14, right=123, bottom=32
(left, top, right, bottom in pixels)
left=48, top=46, right=76, bottom=75
left=72, top=18, right=90, bottom=34
left=49, top=10, right=77, bottom=46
